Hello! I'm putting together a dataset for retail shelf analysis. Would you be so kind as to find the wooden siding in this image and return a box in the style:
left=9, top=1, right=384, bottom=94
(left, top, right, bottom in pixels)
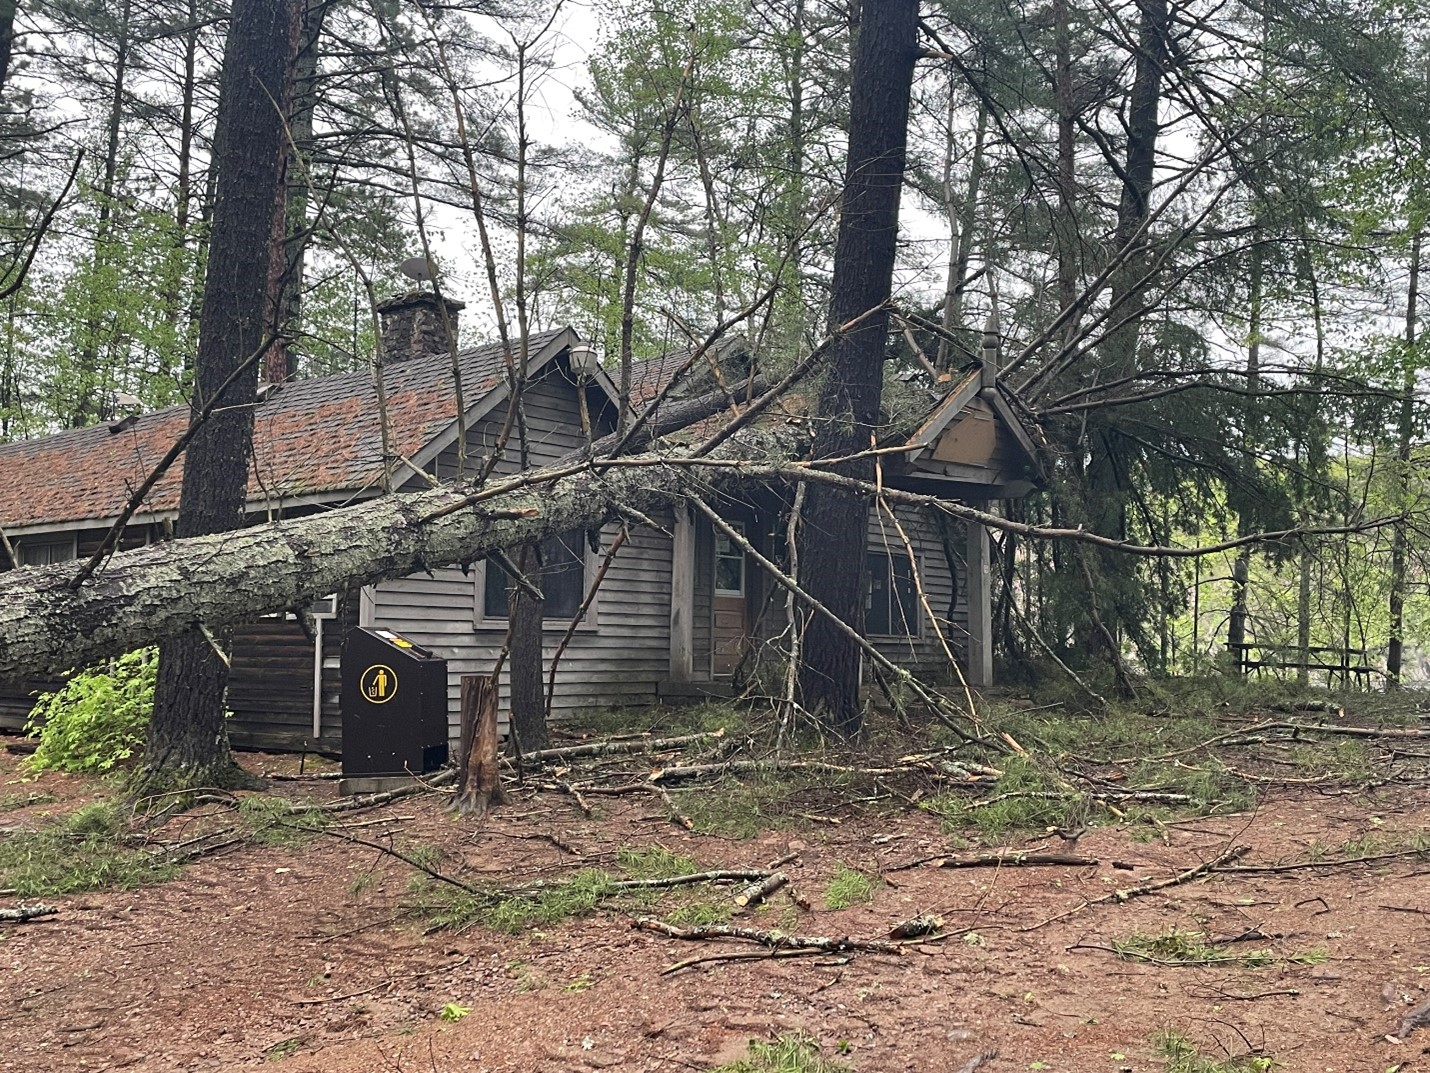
left=0, top=525, right=155, bottom=732
left=695, top=503, right=971, bottom=687
left=368, top=360, right=677, bottom=741
left=865, top=506, right=969, bottom=680
left=226, top=617, right=318, bottom=750
left=693, top=514, right=714, bottom=679
left=368, top=519, right=673, bottom=741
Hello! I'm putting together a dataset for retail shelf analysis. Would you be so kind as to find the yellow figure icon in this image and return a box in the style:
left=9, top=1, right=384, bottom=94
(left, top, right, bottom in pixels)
left=360, top=664, right=398, bottom=704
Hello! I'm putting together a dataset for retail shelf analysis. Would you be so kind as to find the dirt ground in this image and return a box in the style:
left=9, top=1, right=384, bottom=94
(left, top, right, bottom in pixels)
left=2, top=737, right=1429, bottom=1073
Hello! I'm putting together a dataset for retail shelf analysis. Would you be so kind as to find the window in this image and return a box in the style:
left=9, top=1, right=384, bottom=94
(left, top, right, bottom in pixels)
left=482, top=532, right=587, bottom=621
left=714, top=524, right=746, bottom=596
left=19, top=539, right=75, bottom=568
left=866, top=551, right=919, bottom=636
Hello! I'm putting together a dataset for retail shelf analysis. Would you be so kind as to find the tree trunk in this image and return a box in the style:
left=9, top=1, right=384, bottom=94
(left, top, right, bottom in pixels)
left=1388, top=231, right=1421, bottom=686
left=1078, top=0, right=1167, bottom=671
left=0, top=0, right=18, bottom=99
left=507, top=543, right=549, bottom=752
left=272, top=0, right=326, bottom=383
left=140, top=0, right=302, bottom=792
left=1228, top=240, right=1263, bottom=671
left=1053, top=0, right=1078, bottom=323
left=1, top=422, right=806, bottom=683
left=71, top=0, right=131, bottom=430
left=794, top=0, right=918, bottom=736
left=456, top=674, right=506, bottom=815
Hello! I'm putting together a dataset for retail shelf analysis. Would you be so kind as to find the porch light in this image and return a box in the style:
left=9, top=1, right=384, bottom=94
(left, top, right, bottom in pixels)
left=569, top=343, right=600, bottom=378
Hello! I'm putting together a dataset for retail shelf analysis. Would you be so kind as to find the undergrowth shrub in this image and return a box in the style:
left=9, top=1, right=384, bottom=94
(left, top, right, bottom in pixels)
left=26, top=649, right=156, bottom=774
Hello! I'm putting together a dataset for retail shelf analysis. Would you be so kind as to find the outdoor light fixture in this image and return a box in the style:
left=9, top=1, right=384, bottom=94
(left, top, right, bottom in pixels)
left=568, top=343, right=600, bottom=378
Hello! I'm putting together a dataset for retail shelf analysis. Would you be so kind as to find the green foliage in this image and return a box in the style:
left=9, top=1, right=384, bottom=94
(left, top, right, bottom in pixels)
left=712, top=1035, right=852, bottom=1073
left=0, top=792, right=57, bottom=812
left=439, top=1002, right=472, bottom=1023
left=26, top=649, right=156, bottom=774
left=664, top=896, right=735, bottom=926
left=235, top=796, right=330, bottom=846
left=1153, top=1028, right=1275, bottom=1073
left=616, top=844, right=698, bottom=879
left=678, top=775, right=805, bottom=839
left=1114, top=929, right=1326, bottom=969
left=264, top=1038, right=301, bottom=1062
left=418, top=869, right=618, bottom=934
left=821, top=864, right=877, bottom=910
left=0, top=801, right=177, bottom=896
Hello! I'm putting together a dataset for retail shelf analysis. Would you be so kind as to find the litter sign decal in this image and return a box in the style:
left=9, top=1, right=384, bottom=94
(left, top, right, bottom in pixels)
left=359, top=664, right=398, bottom=704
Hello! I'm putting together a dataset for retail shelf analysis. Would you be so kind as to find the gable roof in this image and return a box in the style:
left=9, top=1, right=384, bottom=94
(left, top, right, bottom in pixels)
left=630, top=340, right=1046, bottom=495
left=0, top=327, right=590, bottom=534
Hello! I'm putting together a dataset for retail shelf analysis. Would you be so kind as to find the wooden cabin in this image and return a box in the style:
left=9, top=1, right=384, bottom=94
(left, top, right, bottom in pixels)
left=0, top=298, right=1043, bottom=751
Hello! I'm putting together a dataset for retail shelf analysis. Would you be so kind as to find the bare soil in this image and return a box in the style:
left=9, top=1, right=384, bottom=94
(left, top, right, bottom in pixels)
left=1, top=745, right=1429, bottom=1073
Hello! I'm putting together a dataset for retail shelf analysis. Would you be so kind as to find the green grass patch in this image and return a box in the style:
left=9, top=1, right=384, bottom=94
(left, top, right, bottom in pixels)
left=0, top=801, right=178, bottom=896
left=664, top=895, right=736, bottom=925
left=1153, top=1028, right=1274, bottom=1072
left=1113, top=929, right=1326, bottom=969
left=416, top=868, right=618, bottom=934
left=563, top=700, right=752, bottom=739
left=1284, top=739, right=1373, bottom=782
left=235, top=796, right=330, bottom=846
left=922, top=754, right=1086, bottom=839
left=616, top=844, right=698, bottom=879
left=414, top=841, right=762, bottom=933
left=678, top=771, right=849, bottom=839
left=822, top=864, right=878, bottom=910
left=712, top=1035, right=852, bottom=1073
left=0, top=791, right=57, bottom=812
left=264, top=1037, right=302, bottom=1062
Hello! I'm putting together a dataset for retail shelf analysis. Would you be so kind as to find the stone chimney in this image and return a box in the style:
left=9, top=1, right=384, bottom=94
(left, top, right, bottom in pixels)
left=375, top=291, right=466, bottom=364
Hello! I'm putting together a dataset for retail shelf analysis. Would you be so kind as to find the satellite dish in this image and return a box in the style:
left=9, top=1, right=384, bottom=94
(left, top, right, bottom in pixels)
left=399, top=256, right=436, bottom=282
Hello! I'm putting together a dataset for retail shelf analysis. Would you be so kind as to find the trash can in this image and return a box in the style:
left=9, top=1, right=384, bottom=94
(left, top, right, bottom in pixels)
left=341, top=627, right=450, bottom=781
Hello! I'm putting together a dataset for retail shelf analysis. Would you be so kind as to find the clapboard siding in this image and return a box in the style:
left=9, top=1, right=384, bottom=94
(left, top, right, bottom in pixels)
left=692, top=513, right=715, bottom=677
left=703, top=503, right=970, bottom=685
left=371, top=359, right=678, bottom=741
left=227, top=618, right=315, bottom=745
left=866, top=507, right=969, bottom=679
left=0, top=524, right=157, bottom=732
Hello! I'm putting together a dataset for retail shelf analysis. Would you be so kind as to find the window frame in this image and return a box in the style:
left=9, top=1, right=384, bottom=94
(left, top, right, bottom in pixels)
left=473, top=530, right=601, bottom=632
left=16, top=535, right=78, bottom=569
left=713, top=521, right=747, bottom=598
left=865, top=548, right=923, bottom=639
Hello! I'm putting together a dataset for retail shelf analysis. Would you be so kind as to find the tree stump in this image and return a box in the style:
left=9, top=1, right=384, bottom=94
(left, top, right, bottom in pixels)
left=456, top=674, right=506, bottom=816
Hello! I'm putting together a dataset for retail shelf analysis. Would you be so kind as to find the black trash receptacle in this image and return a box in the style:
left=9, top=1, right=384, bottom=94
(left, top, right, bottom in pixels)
left=341, top=627, right=450, bottom=779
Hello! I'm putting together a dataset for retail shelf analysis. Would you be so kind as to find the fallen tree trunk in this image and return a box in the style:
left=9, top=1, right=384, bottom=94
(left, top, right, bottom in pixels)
left=0, top=425, right=807, bottom=679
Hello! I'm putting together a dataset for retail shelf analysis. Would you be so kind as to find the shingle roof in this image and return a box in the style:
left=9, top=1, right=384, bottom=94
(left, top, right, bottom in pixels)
left=0, top=329, right=569, bottom=531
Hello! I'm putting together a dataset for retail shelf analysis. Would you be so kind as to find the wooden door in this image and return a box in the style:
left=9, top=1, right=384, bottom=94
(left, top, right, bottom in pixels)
left=712, top=522, right=749, bottom=676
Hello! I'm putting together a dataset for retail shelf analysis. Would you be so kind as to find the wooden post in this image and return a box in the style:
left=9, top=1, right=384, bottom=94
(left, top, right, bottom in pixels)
left=456, top=673, right=506, bottom=816
left=669, top=505, right=694, bottom=682
left=965, top=508, right=993, bottom=687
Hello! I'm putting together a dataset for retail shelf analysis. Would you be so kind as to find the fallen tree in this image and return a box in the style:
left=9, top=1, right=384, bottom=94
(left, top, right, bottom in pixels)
left=0, top=423, right=807, bottom=680
left=1, top=410, right=1406, bottom=684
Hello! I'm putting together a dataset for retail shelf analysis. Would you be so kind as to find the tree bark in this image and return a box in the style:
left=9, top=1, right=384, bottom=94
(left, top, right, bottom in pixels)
left=456, top=674, right=505, bottom=815
left=0, top=0, right=18, bottom=100
left=1078, top=0, right=1168, bottom=671
left=507, top=543, right=549, bottom=751
left=140, top=0, right=302, bottom=792
left=1388, top=230, right=1421, bottom=686
left=1, top=425, right=806, bottom=682
left=794, top=0, right=918, bottom=735
left=272, top=0, right=326, bottom=382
